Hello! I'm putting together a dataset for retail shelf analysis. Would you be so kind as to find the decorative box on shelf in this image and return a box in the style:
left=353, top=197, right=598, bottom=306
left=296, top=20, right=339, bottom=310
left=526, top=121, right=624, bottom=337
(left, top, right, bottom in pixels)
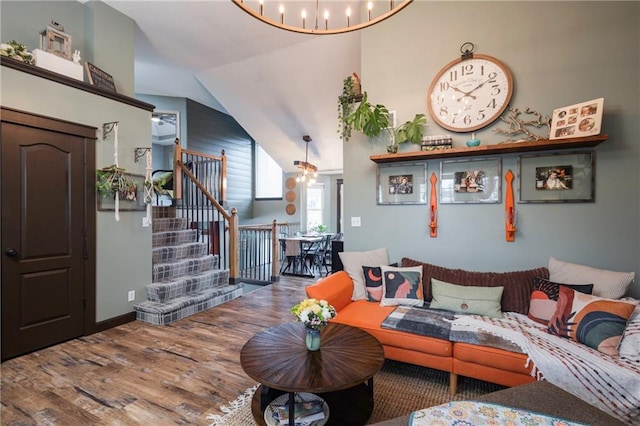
left=33, top=49, right=83, bottom=81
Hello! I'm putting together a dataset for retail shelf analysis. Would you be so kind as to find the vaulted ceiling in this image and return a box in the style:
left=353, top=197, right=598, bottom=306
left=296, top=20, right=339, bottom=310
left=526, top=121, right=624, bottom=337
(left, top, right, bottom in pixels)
left=105, top=0, right=368, bottom=174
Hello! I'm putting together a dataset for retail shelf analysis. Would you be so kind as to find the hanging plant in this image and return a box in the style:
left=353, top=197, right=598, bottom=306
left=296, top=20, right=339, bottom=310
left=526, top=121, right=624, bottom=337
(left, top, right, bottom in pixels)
left=96, top=165, right=137, bottom=199
left=337, top=73, right=362, bottom=141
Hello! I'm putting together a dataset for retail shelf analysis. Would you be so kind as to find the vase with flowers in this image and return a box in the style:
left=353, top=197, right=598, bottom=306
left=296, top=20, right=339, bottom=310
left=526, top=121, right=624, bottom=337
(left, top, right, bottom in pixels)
left=291, top=298, right=337, bottom=351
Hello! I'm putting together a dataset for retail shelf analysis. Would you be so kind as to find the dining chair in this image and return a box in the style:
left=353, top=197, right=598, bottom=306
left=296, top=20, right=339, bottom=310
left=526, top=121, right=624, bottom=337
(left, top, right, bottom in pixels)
left=279, top=235, right=299, bottom=274
left=308, top=234, right=332, bottom=276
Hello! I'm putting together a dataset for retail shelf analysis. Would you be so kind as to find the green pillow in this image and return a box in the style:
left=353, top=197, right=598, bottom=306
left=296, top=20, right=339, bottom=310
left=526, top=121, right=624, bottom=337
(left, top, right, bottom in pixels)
left=429, top=278, right=503, bottom=318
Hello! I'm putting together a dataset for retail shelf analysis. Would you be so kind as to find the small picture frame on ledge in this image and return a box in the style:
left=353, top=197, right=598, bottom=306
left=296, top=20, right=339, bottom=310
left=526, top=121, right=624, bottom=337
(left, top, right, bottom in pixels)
left=40, top=25, right=72, bottom=60
left=549, top=98, right=604, bottom=140
left=377, top=162, right=427, bottom=205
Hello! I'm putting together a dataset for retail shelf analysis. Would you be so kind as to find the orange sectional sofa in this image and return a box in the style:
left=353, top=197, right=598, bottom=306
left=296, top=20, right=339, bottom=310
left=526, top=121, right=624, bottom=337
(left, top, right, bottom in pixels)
left=305, top=260, right=550, bottom=394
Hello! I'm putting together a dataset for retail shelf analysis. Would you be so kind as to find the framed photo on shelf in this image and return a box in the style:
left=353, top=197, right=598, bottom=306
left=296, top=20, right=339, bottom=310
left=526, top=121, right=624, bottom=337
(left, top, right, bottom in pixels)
left=517, top=151, right=594, bottom=203
left=549, top=98, right=604, bottom=140
left=377, top=162, right=427, bottom=205
left=97, top=173, right=147, bottom=211
left=439, top=158, right=501, bottom=204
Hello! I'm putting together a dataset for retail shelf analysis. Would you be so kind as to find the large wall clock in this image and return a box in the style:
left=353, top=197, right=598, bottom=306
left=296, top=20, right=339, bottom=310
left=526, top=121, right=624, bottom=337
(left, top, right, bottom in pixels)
left=427, top=51, right=513, bottom=133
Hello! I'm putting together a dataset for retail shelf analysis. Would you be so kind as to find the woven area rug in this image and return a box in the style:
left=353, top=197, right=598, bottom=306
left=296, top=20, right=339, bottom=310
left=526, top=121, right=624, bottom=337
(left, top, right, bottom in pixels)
left=206, top=360, right=505, bottom=425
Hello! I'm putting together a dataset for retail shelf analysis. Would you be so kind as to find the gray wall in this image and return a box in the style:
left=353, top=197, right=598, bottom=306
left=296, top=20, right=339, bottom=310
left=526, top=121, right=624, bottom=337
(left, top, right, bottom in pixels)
left=1, top=1, right=135, bottom=97
left=1, top=1, right=151, bottom=321
left=185, top=99, right=254, bottom=220
left=344, top=1, right=639, bottom=298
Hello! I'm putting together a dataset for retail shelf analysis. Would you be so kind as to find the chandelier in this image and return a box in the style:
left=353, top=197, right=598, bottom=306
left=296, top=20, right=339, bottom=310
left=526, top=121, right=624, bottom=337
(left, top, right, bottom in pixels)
left=295, top=135, right=318, bottom=184
left=231, top=0, right=413, bottom=35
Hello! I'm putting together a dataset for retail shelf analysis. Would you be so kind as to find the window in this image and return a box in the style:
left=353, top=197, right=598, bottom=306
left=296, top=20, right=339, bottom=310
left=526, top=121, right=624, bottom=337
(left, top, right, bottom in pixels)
left=307, top=183, right=324, bottom=231
left=255, top=144, right=283, bottom=199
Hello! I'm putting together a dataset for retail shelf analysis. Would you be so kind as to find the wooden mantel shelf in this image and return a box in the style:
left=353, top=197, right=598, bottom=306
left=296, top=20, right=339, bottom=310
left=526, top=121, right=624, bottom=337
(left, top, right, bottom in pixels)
left=1, top=57, right=154, bottom=112
left=369, top=134, right=608, bottom=163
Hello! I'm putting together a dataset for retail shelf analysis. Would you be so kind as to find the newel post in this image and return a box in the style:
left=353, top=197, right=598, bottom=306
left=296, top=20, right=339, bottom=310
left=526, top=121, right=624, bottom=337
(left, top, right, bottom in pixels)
left=271, top=219, right=280, bottom=281
left=228, top=208, right=240, bottom=283
left=174, top=138, right=182, bottom=201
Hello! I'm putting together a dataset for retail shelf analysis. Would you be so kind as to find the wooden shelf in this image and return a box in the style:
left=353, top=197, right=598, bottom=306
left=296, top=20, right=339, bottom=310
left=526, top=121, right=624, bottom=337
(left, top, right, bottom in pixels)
left=369, top=134, right=608, bottom=163
left=1, top=57, right=154, bottom=112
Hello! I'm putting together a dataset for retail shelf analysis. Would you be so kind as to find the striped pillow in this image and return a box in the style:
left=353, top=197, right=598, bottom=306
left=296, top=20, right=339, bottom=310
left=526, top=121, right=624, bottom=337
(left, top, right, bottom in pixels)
left=619, top=299, right=640, bottom=362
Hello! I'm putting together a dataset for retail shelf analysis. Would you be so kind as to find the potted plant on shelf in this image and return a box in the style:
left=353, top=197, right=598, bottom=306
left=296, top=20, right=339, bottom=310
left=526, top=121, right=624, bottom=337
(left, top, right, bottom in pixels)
left=394, top=114, right=427, bottom=146
left=347, top=92, right=427, bottom=153
left=337, top=73, right=362, bottom=141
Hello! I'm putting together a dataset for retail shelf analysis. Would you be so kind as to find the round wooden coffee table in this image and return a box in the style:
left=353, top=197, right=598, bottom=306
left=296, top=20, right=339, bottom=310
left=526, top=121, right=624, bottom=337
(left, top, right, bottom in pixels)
left=240, top=322, right=384, bottom=426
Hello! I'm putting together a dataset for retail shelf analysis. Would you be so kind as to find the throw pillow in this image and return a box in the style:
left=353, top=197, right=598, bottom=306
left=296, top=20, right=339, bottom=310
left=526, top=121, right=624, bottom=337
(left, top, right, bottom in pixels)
left=339, top=247, right=389, bottom=301
left=618, top=298, right=640, bottom=362
left=362, top=266, right=383, bottom=302
left=548, top=286, right=636, bottom=356
left=429, top=278, right=504, bottom=318
left=379, top=265, right=423, bottom=307
left=528, top=277, right=594, bottom=324
left=548, top=257, right=635, bottom=299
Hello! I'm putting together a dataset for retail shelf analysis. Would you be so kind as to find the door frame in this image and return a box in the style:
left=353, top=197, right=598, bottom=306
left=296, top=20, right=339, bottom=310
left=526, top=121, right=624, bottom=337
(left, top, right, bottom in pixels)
left=1, top=106, right=97, bottom=335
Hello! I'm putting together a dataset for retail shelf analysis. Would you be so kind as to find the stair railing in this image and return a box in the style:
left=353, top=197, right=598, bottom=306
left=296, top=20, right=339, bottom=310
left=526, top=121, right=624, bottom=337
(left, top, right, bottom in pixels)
left=173, top=139, right=239, bottom=283
left=238, top=221, right=301, bottom=283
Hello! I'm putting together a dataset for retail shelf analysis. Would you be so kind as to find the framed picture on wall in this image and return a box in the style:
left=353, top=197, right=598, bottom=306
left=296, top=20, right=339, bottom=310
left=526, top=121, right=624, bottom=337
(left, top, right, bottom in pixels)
left=377, top=162, right=427, bottom=205
left=518, top=151, right=594, bottom=203
left=439, top=158, right=501, bottom=204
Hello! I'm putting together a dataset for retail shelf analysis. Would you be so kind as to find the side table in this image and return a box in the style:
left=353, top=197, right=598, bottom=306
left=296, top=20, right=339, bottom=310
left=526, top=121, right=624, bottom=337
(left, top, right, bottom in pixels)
left=240, top=322, right=385, bottom=426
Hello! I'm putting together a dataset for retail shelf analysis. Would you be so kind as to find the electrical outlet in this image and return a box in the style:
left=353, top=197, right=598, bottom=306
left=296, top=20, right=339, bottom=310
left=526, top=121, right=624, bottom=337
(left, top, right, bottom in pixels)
left=351, top=216, right=361, bottom=227
left=127, top=290, right=135, bottom=302
left=142, top=217, right=150, bottom=227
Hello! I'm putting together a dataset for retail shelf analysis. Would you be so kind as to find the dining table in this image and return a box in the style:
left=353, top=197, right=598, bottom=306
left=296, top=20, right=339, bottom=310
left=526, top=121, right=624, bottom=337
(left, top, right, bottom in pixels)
left=280, top=235, right=324, bottom=277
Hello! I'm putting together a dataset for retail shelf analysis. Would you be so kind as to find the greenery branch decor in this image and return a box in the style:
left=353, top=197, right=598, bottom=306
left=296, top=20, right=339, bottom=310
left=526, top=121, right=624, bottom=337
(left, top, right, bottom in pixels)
left=0, top=40, right=35, bottom=65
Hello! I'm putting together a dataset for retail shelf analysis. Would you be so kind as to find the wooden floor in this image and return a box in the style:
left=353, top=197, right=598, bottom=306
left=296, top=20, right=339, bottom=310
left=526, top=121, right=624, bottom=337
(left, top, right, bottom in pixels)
left=1, top=276, right=318, bottom=425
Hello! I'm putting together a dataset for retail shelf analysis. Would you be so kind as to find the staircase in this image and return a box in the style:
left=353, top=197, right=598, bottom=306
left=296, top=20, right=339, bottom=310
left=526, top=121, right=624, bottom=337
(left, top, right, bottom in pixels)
left=134, top=216, right=243, bottom=325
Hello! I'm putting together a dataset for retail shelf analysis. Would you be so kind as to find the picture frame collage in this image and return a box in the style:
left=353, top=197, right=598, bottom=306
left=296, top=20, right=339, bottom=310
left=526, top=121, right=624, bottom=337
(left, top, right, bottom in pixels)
left=376, top=151, right=595, bottom=205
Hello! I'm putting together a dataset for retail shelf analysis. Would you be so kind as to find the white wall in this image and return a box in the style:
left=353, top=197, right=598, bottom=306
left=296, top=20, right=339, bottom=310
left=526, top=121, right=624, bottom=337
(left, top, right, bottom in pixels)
left=344, top=1, right=640, bottom=297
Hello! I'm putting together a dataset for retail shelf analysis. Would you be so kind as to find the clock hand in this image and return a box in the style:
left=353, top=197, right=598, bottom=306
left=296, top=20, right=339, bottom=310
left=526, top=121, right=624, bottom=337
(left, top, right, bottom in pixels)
left=451, top=86, right=476, bottom=101
left=467, top=77, right=493, bottom=95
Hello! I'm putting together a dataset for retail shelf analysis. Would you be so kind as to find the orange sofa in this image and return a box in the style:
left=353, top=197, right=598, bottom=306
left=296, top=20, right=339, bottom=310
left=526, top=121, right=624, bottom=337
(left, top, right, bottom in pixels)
left=305, top=260, right=549, bottom=395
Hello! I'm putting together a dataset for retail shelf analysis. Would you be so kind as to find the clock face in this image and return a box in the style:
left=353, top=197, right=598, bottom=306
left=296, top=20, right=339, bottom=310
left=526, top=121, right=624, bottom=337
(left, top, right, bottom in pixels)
left=427, top=54, right=513, bottom=132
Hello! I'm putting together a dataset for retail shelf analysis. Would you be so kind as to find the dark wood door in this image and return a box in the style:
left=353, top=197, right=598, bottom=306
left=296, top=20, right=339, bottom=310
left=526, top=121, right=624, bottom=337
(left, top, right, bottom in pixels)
left=1, top=108, right=96, bottom=361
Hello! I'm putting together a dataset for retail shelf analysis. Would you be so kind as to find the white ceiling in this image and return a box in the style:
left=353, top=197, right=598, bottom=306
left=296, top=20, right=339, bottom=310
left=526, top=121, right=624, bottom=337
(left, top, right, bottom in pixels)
left=105, top=0, right=366, bottom=174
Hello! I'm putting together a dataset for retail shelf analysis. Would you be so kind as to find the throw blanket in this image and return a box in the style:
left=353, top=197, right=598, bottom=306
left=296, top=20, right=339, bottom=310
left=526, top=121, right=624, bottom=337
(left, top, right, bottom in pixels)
left=381, top=305, right=522, bottom=353
left=452, top=313, right=640, bottom=425
left=409, top=401, right=587, bottom=426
